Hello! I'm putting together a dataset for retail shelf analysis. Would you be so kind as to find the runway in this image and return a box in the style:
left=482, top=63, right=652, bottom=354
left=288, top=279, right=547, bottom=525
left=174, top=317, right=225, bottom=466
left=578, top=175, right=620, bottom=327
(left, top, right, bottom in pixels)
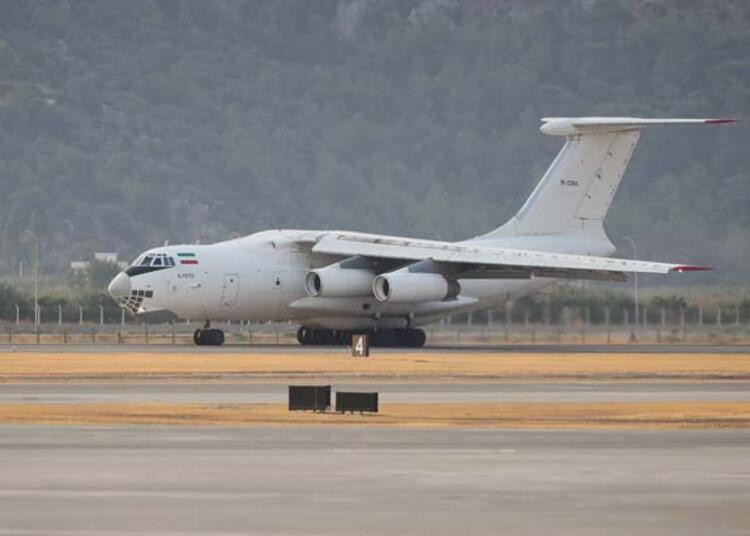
left=2, top=381, right=750, bottom=404
left=4, top=342, right=750, bottom=353
left=0, top=425, right=748, bottom=535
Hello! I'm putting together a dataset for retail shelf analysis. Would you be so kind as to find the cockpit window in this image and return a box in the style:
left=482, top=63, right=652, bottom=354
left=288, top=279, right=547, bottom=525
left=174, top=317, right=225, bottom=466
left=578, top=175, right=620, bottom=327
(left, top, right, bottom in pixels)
left=129, top=253, right=175, bottom=269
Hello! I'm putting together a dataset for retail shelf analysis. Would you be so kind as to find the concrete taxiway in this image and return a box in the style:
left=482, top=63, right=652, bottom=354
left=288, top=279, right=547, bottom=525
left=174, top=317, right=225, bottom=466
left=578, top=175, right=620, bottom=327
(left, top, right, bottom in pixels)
left=0, top=425, right=748, bottom=535
left=2, top=381, right=750, bottom=404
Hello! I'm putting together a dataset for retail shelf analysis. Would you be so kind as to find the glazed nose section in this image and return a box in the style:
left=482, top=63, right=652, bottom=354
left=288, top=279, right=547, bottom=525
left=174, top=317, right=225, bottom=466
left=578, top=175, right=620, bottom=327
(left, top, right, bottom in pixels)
left=108, top=272, right=131, bottom=299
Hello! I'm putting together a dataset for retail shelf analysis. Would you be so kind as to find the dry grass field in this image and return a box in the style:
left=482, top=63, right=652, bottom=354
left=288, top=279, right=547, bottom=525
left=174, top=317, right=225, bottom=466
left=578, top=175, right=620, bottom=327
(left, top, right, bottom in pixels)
left=1, top=350, right=749, bottom=382
left=0, top=401, right=748, bottom=429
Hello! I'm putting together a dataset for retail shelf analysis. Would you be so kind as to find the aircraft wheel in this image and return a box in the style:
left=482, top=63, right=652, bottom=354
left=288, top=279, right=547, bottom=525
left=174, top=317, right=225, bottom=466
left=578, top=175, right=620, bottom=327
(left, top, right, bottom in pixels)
left=194, top=329, right=225, bottom=346
left=371, top=329, right=397, bottom=347
left=333, top=330, right=351, bottom=346
left=405, top=329, right=426, bottom=348
left=311, top=329, right=334, bottom=345
left=297, top=327, right=316, bottom=345
left=297, top=327, right=308, bottom=345
left=209, top=329, right=225, bottom=346
left=193, top=329, right=204, bottom=345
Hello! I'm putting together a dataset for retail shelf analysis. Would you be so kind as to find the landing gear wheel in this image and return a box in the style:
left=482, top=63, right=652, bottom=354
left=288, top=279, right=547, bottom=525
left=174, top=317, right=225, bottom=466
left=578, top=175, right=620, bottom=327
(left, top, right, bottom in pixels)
left=297, top=327, right=315, bottom=345
left=210, top=329, right=225, bottom=346
left=405, top=328, right=426, bottom=348
left=371, top=329, right=396, bottom=348
left=370, top=328, right=425, bottom=348
left=297, top=327, right=308, bottom=345
left=297, top=327, right=345, bottom=346
left=296, top=327, right=424, bottom=347
left=193, top=328, right=225, bottom=346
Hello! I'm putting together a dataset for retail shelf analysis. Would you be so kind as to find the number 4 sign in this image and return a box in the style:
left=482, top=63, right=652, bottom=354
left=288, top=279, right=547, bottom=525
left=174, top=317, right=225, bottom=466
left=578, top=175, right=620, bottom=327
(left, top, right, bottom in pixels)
left=351, top=334, right=370, bottom=357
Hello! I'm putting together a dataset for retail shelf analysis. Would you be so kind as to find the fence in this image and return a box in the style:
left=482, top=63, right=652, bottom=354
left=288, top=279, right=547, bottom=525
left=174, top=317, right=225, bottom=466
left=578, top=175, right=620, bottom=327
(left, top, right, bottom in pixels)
left=1, top=314, right=749, bottom=346
left=1, top=303, right=746, bottom=326
left=0, top=303, right=131, bottom=326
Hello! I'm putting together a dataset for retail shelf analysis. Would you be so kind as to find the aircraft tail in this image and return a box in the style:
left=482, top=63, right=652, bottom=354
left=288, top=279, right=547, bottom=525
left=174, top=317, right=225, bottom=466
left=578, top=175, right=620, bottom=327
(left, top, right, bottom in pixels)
left=477, top=117, right=736, bottom=254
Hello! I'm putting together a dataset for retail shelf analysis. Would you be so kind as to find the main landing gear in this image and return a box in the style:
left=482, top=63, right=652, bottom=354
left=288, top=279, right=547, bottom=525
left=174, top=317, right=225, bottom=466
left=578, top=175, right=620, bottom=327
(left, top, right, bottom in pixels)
left=194, top=322, right=225, bottom=346
left=297, top=327, right=426, bottom=348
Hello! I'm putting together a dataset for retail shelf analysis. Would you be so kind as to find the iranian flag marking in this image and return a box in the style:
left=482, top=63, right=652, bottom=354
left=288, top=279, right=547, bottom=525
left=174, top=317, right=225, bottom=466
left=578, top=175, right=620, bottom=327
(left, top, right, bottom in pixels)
left=178, top=252, right=198, bottom=265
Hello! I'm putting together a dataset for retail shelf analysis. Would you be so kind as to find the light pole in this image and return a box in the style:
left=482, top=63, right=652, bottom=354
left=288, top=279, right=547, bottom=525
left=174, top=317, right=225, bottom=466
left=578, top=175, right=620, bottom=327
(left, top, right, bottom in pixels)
left=25, top=230, right=40, bottom=326
left=623, top=236, right=638, bottom=340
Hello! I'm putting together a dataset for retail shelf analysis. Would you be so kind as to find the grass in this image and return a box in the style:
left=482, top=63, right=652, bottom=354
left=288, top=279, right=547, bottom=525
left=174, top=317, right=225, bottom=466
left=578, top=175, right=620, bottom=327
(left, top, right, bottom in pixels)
left=0, top=401, right=748, bottom=428
left=1, top=350, right=750, bottom=382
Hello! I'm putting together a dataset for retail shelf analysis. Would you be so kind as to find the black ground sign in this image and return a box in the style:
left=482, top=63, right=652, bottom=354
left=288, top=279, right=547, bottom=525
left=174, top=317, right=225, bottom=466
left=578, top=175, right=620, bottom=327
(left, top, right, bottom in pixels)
left=336, top=391, right=378, bottom=413
left=288, top=385, right=331, bottom=412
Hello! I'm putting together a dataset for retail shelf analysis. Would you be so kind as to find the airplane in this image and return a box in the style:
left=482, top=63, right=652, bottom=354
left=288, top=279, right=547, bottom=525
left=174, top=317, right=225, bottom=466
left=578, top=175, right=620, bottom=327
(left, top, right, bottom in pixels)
left=108, top=116, right=735, bottom=347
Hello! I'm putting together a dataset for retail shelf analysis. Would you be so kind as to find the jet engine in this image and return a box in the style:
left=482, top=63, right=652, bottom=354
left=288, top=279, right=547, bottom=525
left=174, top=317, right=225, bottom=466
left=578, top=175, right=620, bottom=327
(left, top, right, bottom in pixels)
left=304, top=266, right=374, bottom=298
left=372, top=272, right=460, bottom=303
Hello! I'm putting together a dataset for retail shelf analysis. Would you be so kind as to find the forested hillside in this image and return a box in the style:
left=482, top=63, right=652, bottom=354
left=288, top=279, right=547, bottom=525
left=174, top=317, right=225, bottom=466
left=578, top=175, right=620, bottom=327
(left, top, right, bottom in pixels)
left=0, top=0, right=748, bottom=280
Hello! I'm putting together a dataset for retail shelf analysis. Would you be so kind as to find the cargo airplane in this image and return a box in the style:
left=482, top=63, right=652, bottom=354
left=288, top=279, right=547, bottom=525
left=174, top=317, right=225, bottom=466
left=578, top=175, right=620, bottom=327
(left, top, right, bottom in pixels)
left=108, top=117, right=734, bottom=346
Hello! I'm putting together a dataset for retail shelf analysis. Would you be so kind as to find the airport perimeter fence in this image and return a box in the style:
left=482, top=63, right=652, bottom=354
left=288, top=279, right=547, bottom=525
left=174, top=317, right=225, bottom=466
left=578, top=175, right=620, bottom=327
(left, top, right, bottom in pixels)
left=1, top=303, right=749, bottom=345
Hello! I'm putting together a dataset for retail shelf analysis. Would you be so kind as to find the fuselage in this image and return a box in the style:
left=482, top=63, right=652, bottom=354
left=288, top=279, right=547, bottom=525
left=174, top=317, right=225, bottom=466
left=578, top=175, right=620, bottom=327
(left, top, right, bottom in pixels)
left=109, top=229, right=598, bottom=330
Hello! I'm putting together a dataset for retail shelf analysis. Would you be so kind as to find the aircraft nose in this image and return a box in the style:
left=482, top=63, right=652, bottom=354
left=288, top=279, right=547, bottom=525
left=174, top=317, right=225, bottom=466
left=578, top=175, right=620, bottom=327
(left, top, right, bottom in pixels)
left=108, top=272, right=131, bottom=299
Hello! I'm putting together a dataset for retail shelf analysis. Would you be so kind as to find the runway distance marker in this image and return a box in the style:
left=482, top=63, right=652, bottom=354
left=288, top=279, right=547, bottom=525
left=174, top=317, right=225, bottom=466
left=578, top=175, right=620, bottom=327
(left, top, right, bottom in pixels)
left=351, top=334, right=370, bottom=357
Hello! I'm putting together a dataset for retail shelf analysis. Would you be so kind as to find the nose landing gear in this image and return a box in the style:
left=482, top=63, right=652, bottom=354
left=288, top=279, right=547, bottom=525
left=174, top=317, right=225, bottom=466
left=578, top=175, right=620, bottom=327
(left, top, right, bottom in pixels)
left=193, top=322, right=225, bottom=346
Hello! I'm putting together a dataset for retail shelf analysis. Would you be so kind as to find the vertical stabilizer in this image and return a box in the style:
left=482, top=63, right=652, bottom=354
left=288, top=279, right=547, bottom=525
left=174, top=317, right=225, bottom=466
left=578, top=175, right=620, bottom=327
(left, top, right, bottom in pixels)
left=477, top=117, right=736, bottom=252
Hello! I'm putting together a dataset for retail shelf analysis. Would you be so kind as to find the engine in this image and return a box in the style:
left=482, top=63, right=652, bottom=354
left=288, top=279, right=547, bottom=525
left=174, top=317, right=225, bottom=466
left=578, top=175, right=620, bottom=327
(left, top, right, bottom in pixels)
left=304, top=266, right=374, bottom=298
left=372, top=272, right=460, bottom=303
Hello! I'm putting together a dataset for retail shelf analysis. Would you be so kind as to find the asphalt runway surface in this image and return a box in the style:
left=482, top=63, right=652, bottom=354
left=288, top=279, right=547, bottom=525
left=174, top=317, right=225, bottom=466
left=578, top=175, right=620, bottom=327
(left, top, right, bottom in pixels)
left=3, top=342, right=750, bottom=353
left=0, top=425, right=748, bottom=535
left=2, top=381, right=750, bottom=404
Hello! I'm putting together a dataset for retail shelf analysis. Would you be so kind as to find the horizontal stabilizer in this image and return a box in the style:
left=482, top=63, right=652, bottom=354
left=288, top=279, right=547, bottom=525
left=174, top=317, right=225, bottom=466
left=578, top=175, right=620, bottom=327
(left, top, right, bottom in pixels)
left=540, top=117, right=737, bottom=136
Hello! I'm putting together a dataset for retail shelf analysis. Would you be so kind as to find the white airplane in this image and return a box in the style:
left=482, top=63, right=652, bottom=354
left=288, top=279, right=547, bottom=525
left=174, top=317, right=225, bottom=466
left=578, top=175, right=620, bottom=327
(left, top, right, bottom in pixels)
left=108, top=116, right=735, bottom=346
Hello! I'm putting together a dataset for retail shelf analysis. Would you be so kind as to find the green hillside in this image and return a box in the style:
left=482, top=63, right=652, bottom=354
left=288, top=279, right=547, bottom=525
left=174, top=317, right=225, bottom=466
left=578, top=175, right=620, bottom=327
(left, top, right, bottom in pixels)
left=0, top=0, right=748, bottom=281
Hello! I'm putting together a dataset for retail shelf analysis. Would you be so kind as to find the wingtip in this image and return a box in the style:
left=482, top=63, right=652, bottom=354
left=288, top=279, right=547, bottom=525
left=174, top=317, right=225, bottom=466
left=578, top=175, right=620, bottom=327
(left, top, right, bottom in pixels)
left=671, top=265, right=712, bottom=273
left=704, top=118, right=738, bottom=124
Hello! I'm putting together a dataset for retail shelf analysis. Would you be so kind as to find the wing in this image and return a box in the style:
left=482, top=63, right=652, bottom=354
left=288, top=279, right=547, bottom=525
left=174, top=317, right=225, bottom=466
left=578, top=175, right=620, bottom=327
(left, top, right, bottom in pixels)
left=310, top=232, right=708, bottom=282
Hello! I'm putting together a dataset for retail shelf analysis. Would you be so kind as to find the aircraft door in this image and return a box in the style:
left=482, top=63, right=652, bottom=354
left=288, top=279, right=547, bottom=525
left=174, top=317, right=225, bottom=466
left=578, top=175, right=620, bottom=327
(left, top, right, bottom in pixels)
left=220, top=273, right=240, bottom=307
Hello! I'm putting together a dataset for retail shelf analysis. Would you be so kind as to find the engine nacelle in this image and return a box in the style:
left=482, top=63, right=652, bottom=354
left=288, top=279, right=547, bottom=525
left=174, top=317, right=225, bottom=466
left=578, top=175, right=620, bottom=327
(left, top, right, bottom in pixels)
left=372, top=272, right=460, bottom=303
left=304, top=266, right=374, bottom=298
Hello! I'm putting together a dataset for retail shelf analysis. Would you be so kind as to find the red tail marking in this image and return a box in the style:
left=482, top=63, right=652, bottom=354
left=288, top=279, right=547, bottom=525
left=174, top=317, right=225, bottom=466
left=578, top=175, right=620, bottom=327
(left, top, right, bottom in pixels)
left=671, top=265, right=711, bottom=272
